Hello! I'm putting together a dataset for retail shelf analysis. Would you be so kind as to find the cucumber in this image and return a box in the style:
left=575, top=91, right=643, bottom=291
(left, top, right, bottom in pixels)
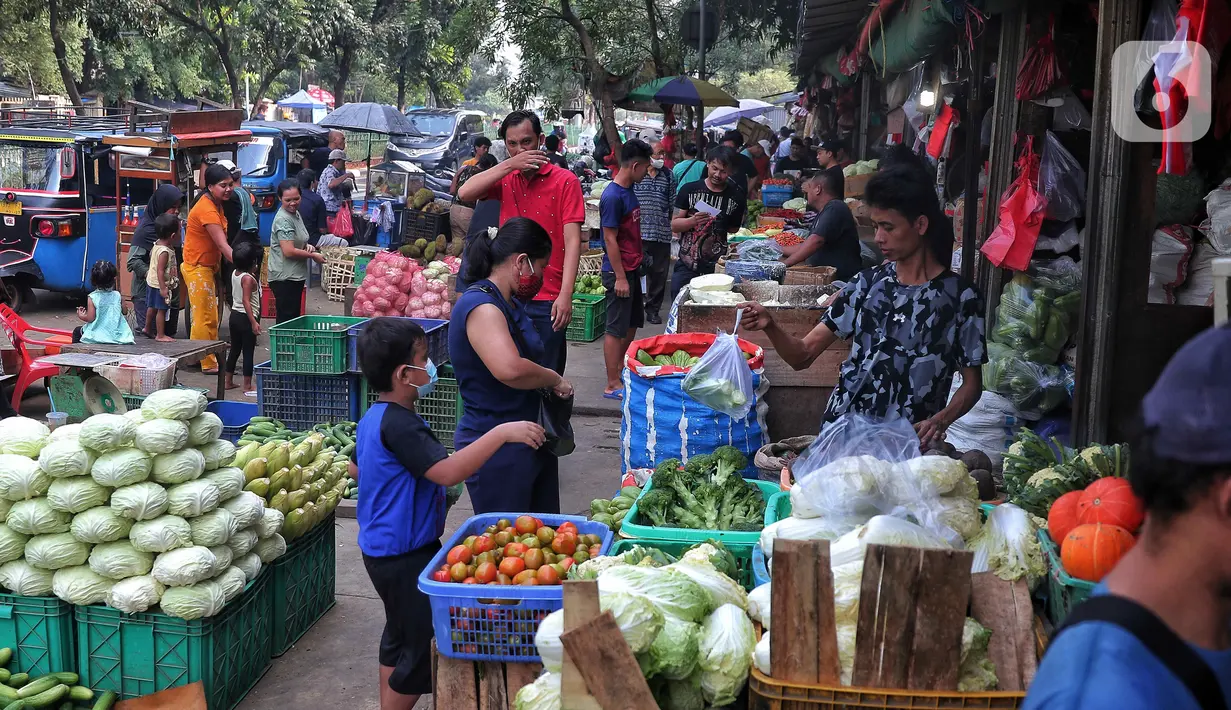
left=8, top=673, right=29, bottom=688
left=1, top=700, right=24, bottom=710
left=0, top=649, right=11, bottom=668
left=21, top=684, right=66, bottom=708
left=67, top=687, right=92, bottom=702
left=0, top=669, right=10, bottom=683
left=250, top=416, right=274, bottom=424
left=45, top=675, right=75, bottom=687
left=17, top=677, right=58, bottom=699
left=0, top=685, right=18, bottom=701
left=339, top=443, right=355, bottom=457
left=91, top=691, right=116, bottom=710
left=56, top=702, right=71, bottom=710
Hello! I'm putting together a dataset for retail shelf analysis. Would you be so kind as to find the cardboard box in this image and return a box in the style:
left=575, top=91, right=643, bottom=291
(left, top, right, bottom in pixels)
left=845, top=173, right=872, bottom=198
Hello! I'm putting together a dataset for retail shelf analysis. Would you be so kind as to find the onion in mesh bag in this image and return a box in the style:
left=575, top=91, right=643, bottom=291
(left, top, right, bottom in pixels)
left=166, top=479, right=221, bottom=518
left=160, top=579, right=226, bottom=620
left=234, top=552, right=262, bottom=581
left=0, top=417, right=49, bottom=457
left=129, top=515, right=192, bottom=553
left=0, top=454, right=50, bottom=501
left=227, top=528, right=259, bottom=558
left=38, top=439, right=96, bottom=479
left=90, top=448, right=152, bottom=488
left=202, top=467, right=244, bottom=501
left=186, top=413, right=224, bottom=447
left=0, top=524, right=27, bottom=565
left=256, top=508, right=284, bottom=538
left=254, top=533, right=286, bottom=563
left=140, top=389, right=207, bottom=421
left=208, top=545, right=234, bottom=574
left=133, top=419, right=189, bottom=455
left=189, top=509, right=238, bottom=546
left=152, top=546, right=217, bottom=587
left=107, top=575, right=165, bottom=614
left=79, top=414, right=137, bottom=453
left=70, top=506, right=133, bottom=543
left=25, top=532, right=91, bottom=570
left=47, top=476, right=110, bottom=513
left=48, top=423, right=82, bottom=442
left=0, top=560, right=52, bottom=595
left=150, top=449, right=205, bottom=485
left=7, top=499, right=71, bottom=535
left=110, top=482, right=169, bottom=521
left=220, top=492, right=265, bottom=529
left=197, top=440, right=236, bottom=471
left=52, top=565, right=114, bottom=605
left=88, top=540, right=154, bottom=579
left=216, top=566, right=247, bottom=601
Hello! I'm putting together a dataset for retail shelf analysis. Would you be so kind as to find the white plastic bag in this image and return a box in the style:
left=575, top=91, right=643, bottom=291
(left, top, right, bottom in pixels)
left=681, top=329, right=755, bottom=419
left=793, top=414, right=921, bottom=520
left=1039, top=131, right=1086, bottom=223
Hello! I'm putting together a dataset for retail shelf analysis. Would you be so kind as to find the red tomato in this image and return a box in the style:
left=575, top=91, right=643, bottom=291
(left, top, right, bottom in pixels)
left=514, top=516, right=538, bottom=535
left=513, top=570, right=537, bottom=585
left=432, top=569, right=452, bottom=583
left=446, top=545, right=473, bottom=566
left=462, top=577, right=478, bottom=584
left=533, top=517, right=545, bottom=529
left=536, top=566, right=560, bottom=584
left=550, top=533, right=577, bottom=556
left=472, top=536, right=496, bottom=554
left=497, top=573, right=513, bottom=585
left=462, top=535, right=478, bottom=551
left=449, top=562, right=469, bottom=582
left=556, top=522, right=578, bottom=536
left=523, top=549, right=545, bottom=570
left=503, top=542, right=528, bottom=558
left=559, top=557, right=575, bottom=571
left=475, top=562, right=498, bottom=584
left=499, top=556, right=526, bottom=577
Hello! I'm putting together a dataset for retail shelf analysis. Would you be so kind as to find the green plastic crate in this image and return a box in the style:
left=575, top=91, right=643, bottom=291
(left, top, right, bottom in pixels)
left=360, top=364, right=462, bottom=451
left=0, top=594, right=75, bottom=677
left=272, top=514, right=337, bottom=656
left=764, top=490, right=790, bottom=527
left=608, top=538, right=757, bottom=591
left=1039, top=529, right=1094, bottom=626
left=74, top=570, right=272, bottom=710
left=269, top=315, right=368, bottom=374
left=122, top=386, right=210, bottom=412
left=565, top=294, right=606, bottom=342
left=622, top=478, right=779, bottom=547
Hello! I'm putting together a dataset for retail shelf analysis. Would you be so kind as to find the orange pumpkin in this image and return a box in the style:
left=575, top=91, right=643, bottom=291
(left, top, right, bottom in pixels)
left=1078, top=477, right=1144, bottom=532
left=1061, top=523, right=1135, bottom=582
left=1047, top=490, right=1084, bottom=544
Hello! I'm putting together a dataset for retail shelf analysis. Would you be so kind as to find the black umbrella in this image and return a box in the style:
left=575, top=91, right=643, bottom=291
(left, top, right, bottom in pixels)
left=318, top=102, right=421, bottom=136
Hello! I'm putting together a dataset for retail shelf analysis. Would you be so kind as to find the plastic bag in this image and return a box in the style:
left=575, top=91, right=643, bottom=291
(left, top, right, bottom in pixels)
left=331, top=205, right=354, bottom=238
left=982, top=357, right=1070, bottom=419
left=1148, top=225, right=1193, bottom=304
left=990, top=260, right=1082, bottom=364
left=793, top=414, right=921, bottom=518
left=970, top=503, right=1046, bottom=587
left=1039, top=132, right=1086, bottom=223
left=1133, top=0, right=1179, bottom=117
left=980, top=139, right=1045, bottom=272
left=681, top=330, right=754, bottom=419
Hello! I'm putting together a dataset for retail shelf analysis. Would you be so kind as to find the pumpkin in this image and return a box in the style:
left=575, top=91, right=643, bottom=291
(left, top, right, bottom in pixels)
left=1047, top=490, right=1084, bottom=544
left=1078, top=477, right=1144, bottom=532
left=1061, top=523, right=1135, bottom=582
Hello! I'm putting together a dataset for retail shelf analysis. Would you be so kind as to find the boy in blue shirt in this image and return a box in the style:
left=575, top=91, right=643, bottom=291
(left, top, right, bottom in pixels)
left=352, top=317, right=545, bottom=710
left=1024, top=324, right=1231, bottom=710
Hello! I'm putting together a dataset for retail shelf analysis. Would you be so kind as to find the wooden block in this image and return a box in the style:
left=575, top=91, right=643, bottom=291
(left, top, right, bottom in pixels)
left=434, top=649, right=480, bottom=710
left=971, top=573, right=1037, bottom=691
left=562, top=581, right=602, bottom=710
left=479, top=661, right=509, bottom=710
left=771, top=538, right=840, bottom=684
left=560, top=611, right=660, bottom=710
left=115, top=683, right=206, bottom=710
left=504, top=662, right=544, bottom=700
left=851, top=544, right=973, bottom=691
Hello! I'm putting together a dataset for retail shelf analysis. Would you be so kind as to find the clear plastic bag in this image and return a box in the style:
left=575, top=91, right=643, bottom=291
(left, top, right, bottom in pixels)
left=681, top=329, right=754, bottom=419
left=792, top=415, right=919, bottom=520
left=990, top=259, right=1082, bottom=364
left=981, top=356, right=1070, bottom=419
left=1039, top=131, right=1086, bottom=223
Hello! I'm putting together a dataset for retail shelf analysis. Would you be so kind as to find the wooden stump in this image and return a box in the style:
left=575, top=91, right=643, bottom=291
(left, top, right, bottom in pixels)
left=431, top=641, right=543, bottom=710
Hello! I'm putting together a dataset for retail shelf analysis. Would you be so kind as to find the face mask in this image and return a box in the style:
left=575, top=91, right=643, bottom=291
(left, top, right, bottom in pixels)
left=650, top=159, right=665, bottom=169
left=406, top=359, right=438, bottom=397
left=515, top=259, right=544, bottom=301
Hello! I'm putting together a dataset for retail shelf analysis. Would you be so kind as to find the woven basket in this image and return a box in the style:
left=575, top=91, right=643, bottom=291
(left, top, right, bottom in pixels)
left=322, top=247, right=358, bottom=302
left=578, top=250, right=604, bottom=277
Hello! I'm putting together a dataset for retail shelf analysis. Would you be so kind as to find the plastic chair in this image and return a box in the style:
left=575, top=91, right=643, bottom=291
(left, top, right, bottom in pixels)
left=0, top=304, right=73, bottom=413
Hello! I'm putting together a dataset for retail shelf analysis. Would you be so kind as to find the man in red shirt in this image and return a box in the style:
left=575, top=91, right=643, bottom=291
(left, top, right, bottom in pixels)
left=458, top=110, right=585, bottom=374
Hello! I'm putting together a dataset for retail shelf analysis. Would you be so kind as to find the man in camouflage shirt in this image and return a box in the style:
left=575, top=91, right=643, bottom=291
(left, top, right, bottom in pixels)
left=740, top=164, right=986, bottom=445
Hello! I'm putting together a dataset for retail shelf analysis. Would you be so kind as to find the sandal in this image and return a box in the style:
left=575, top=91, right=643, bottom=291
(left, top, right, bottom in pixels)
left=602, top=389, right=624, bottom=401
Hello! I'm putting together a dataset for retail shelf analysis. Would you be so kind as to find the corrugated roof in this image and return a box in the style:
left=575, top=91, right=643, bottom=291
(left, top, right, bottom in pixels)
left=0, top=83, right=32, bottom=100
left=794, top=0, right=869, bottom=76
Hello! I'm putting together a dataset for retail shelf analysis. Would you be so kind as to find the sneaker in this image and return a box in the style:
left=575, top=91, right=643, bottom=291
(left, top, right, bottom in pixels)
left=645, top=311, right=662, bottom=325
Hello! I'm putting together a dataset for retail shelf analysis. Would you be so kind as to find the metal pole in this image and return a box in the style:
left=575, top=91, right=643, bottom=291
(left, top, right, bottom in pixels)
left=698, top=0, right=707, bottom=79
left=961, top=32, right=985, bottom=283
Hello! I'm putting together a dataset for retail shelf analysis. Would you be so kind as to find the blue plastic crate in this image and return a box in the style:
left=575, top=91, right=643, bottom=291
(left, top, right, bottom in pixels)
left=752, top=544, right=769, bottom=588
left=418, top=513, right=614, bottom=662
left=255, top=361, right=358, bottom=431
left=761, top=185, right=793, bottom=208
left=347, top=317, right=448, bottom=373
left=205, top=400, right=259, bottom=443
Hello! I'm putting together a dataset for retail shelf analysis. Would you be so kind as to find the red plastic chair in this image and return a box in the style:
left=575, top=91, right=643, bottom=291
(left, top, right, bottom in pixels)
left=0, top=304, right=73, bottom=413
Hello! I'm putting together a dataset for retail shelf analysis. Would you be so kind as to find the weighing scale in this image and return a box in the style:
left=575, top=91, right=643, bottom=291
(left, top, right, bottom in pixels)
left=36, top=353, right=128, bottom=420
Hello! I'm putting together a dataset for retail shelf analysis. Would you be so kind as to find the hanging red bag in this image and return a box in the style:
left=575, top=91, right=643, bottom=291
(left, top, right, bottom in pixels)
left=980, top=138, right=1047, bottom=272
left=331, top=202, right=354, bottom=239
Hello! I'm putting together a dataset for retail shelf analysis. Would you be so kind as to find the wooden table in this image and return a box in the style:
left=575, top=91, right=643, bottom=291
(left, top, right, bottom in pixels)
left=60, top=339, right=229, bottom=400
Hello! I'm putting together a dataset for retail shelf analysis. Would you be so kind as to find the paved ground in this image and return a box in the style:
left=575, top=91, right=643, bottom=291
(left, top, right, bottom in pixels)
left=14, top=280, right=665, bottom=709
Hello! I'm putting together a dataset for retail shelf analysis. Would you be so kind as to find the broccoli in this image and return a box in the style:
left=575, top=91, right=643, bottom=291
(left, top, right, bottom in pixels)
left=656, top=467, right=701, bottom=511
left=670, top=505, right=705, bottom=528
left=683, top=454, right=715, bottom=479
left=712, top=446, right=748, bottom=486
left=654, top=458, right=683, bottom=478
left=638, top=488, right=675, bottom=527
left=695, top=484, right=723, bottom=529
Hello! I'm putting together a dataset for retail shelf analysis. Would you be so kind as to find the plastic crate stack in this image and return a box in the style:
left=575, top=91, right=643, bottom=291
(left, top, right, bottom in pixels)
left=258, top=315, right=367, bottom=430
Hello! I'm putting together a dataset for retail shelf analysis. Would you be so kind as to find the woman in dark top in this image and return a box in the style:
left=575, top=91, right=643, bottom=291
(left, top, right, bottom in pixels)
left=128, top=185, right=183, bottom=334
left=448, top=217, right=575, bottom=514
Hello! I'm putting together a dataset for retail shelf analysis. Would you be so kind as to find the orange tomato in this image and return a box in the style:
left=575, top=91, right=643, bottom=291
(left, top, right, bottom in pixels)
left=446, top=545, right=472, bottom=566
left=499, top=556, right=526, bottom=577
left=512, top=569, right=537, bottom=585
left=475, top=562, right=498, bottom=584
left=536, top=565, right=560, bottom=584
left=550, top=533, right=577, bottom=556
left=472, top=536, right=496, bottom=554
left=557, top=522, right=578, bottom=536
left=523, top=549, right=545, bottom=570
left=462, top=577, right=478, bottom=584
left=559, top=557, right=575, bottom=571
left=504, top=542, right=528, bottom=558
left=514, top=516, right=538, bottom=535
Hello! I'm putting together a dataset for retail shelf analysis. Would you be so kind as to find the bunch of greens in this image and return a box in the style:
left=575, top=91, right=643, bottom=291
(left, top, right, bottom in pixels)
left=638, top=450, right=765, bottom=532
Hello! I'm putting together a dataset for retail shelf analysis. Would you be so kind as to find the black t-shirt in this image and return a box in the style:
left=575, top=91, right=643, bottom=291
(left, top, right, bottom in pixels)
left=776, top=156, right=817, bottom=172
left=674, top=179, right=747, bottom=233
left=701, top=152, right=756, bottom=192
left=807, top=199, right=862, bottom=281
left=545, top=151, right=570, bottom=170
left=309, top=147, right=332, bottom=175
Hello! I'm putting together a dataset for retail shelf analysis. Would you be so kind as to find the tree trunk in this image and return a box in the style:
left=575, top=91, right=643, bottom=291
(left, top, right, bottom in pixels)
left=219, top=52, right=242, bottom=108
left=644, top=0, right=665, bottom=78
left=333, top=47, right=354, bottom=108
left=396, top=62, right=407, bottom=111
left=47, top=0, right=83, bottom=108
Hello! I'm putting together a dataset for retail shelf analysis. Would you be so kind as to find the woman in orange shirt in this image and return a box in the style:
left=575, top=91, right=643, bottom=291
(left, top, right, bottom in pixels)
left=182, top=163, right=236, bottom=372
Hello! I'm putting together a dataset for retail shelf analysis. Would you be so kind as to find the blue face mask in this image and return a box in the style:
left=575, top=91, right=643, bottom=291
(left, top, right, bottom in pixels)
left=408, top=359, right=438, bottom=397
